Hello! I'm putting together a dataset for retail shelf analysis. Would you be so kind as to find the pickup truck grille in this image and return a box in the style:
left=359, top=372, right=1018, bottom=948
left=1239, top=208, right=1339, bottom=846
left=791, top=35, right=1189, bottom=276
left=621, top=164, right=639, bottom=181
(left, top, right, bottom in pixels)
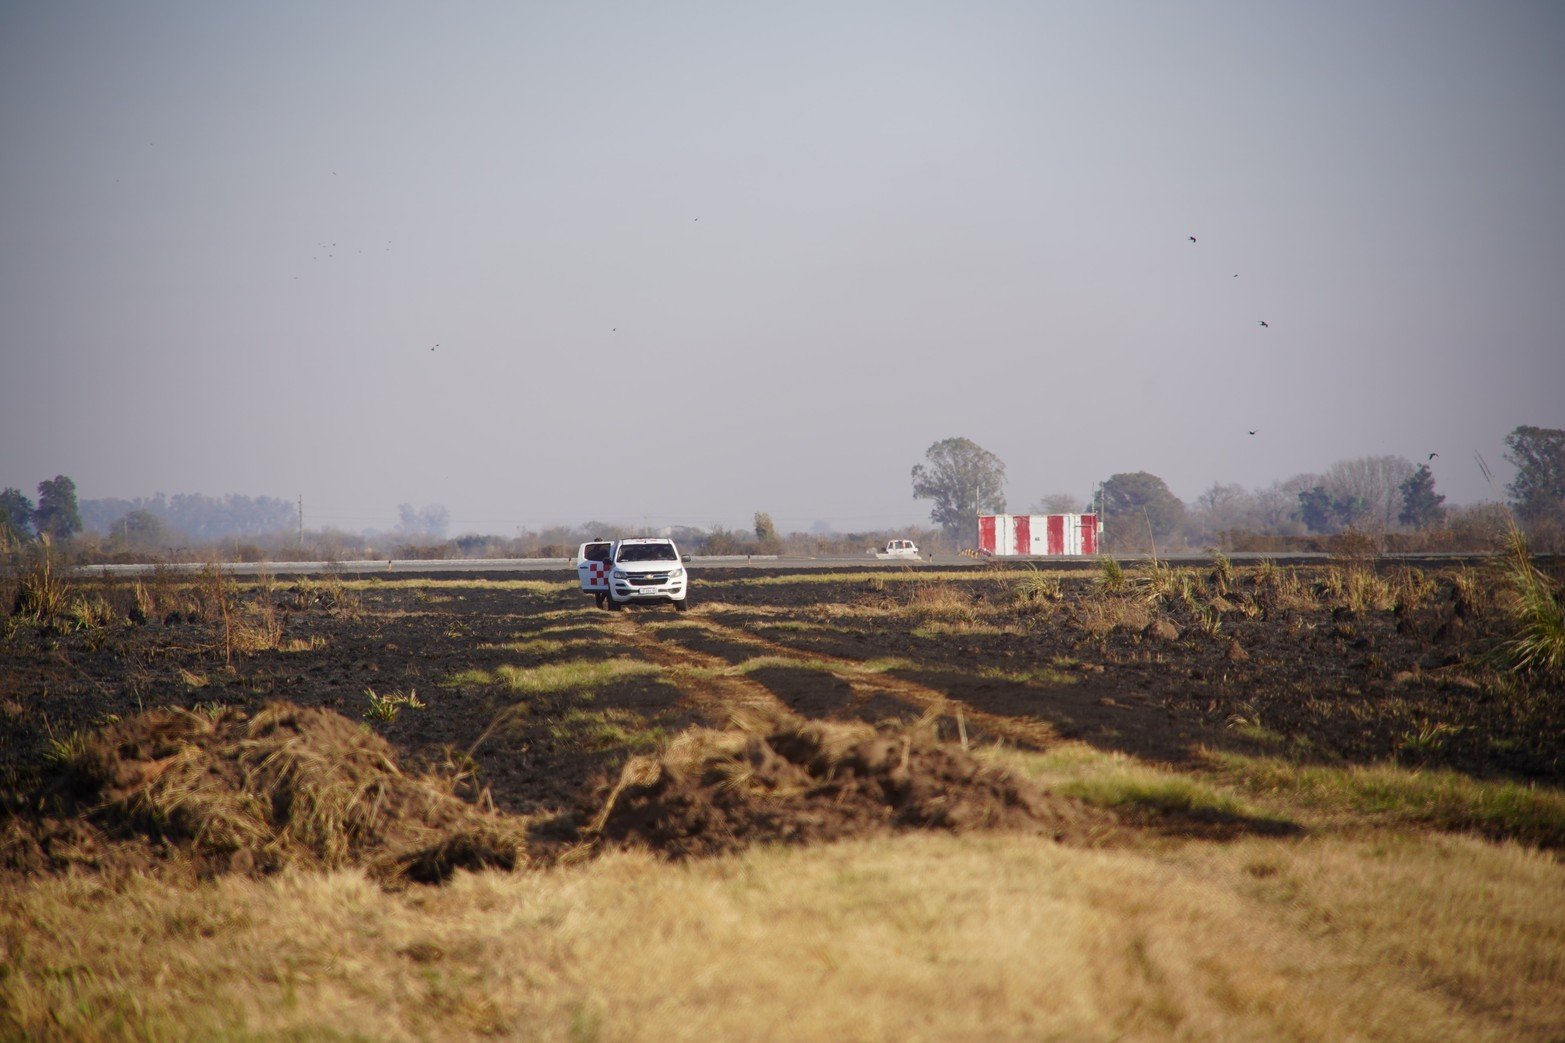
left=627, top=572, right=672, bottom=586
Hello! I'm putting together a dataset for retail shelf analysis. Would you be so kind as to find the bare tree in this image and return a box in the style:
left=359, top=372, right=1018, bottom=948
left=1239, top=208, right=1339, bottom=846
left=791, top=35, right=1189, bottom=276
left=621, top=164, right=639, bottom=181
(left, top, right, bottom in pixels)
left=1323, top=456, right=1415, bottom=532
left=1189, top=482, right=1251, bottom=543
left=1251, top=482, right=1305, bottom=534
left=396, top=503, right=450, bottom=540
left=1029, top=492, right=1085, bottom=514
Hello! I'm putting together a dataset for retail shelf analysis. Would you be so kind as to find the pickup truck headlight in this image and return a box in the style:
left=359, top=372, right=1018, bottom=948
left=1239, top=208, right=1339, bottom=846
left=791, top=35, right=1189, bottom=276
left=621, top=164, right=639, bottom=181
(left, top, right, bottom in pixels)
left=669, top=568, right=684, bottom=579
left=612, top=569, right=627, bottom=579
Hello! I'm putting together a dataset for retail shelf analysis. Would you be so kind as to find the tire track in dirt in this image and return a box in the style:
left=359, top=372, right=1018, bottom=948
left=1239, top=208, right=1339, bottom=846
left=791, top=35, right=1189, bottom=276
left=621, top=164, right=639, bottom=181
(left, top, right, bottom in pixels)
left=650, top=614, right=1061, bottom=749
left=600, top=614, right=792, bottom=727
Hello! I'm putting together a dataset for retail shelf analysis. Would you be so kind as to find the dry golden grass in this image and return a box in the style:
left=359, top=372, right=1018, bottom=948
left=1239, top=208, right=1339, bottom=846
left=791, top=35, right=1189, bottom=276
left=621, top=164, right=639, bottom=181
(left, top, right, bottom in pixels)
left=1073, top=596, right=1155, bottom=637
left=3, top=828, right=1558, bottom=1041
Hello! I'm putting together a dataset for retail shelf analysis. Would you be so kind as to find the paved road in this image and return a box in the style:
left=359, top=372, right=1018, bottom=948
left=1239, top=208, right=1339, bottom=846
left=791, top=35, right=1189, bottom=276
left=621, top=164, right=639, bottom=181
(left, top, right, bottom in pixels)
left=74, top=551, right=1508, bottom=579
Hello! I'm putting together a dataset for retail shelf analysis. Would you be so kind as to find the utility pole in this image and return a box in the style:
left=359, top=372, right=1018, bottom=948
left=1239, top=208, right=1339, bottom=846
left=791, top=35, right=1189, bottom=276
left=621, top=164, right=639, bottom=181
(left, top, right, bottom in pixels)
left=973, top=476, right=982, bottom=552
left=297, top=494, right=303, bottom=548
left=1096, top=483, right=1107, bottom=553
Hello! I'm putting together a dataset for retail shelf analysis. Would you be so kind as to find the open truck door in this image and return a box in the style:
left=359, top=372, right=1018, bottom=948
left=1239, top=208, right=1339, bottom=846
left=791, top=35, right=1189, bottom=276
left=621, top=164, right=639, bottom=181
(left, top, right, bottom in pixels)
left=576, top=541, right=613, bottom=608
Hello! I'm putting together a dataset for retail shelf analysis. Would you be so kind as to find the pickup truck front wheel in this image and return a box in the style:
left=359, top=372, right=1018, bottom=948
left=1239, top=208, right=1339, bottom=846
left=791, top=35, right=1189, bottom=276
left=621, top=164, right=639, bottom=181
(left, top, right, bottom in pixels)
left=606, top=595, right=623, bottom=611
left=672, top=597, right=688, bottom=612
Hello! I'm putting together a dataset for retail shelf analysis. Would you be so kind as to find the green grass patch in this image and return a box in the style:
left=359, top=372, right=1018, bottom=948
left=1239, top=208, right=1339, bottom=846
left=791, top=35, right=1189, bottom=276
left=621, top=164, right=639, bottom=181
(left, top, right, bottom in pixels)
left=910, top=622, right=1005, bottom=639
left=448, top=659, right=661, bottom=695
left=1200, top=750, right=1565, bottom=849
left=853, top=657, right=919, bottom=674
left=997, top=744, right=1257, bottom=822
left=548, top=709, right=667, bottom=753
left=527, top=624, right=610, bottom=640
left=755, top=620, right=832, bottom=633
left=977, top=664, right=1080, bottom=687
left=1062, top=773, right=1247, bottom=819
left=1229, top=723, right=1289, bottom=747
left=476, top=638, right=572, bottom=656
left=730, top=655, right=837, bottom=675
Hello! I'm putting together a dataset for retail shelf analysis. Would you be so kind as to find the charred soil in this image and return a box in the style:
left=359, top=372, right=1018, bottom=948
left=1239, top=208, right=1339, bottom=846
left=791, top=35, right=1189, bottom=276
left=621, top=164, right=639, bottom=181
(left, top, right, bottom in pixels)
left=1, top=561, right=1558, bottom=881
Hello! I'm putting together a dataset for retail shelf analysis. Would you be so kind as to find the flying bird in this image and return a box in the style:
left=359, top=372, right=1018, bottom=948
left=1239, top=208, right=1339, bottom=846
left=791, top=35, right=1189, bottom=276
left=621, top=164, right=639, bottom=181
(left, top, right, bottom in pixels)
left=1248, top=430, right=1257, bottom=436
left=1427, top=452, right=1438, bottom=460
left=1188, top=236, right=1197, bottom=243
left=1258, top=320, right=1270, bottom=328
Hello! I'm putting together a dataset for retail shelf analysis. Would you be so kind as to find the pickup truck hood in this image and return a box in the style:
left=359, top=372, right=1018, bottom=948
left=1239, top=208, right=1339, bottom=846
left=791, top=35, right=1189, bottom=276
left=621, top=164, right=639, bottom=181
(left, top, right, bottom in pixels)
left=615, top=559, right=680, bottom=573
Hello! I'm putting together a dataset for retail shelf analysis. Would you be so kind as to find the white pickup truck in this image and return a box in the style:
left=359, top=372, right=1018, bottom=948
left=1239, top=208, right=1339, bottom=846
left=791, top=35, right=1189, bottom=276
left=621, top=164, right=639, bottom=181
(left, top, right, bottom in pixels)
left=577, top=537, right=689, bottom=611
left=871, top=538, right=921, bottom=560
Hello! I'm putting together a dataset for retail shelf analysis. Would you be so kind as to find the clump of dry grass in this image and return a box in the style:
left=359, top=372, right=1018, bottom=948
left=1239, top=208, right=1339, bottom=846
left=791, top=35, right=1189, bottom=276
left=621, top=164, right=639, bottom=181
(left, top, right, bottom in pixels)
left=1072, top=597, right=1154, bottom=638
left=9, top=542, right=70, bottom=622
left=363, top=687, right=426, bottom=721
left=287, top=573, right=361, bottom=617
left=903, top=582, right=981, bottom=627
left=1497, top=521, right=1565, bottom=678
left=64, top=592, right=115, bottom=630
left=1140, top=557, right=1185, bottom=605
left=1208, top=550, right=1235, bottom=595
left=1390, top=566, right=1439, bottom=612
left=13, top=703, right=525, bottom=883
left=1011, top=567, right=1063, bottom=608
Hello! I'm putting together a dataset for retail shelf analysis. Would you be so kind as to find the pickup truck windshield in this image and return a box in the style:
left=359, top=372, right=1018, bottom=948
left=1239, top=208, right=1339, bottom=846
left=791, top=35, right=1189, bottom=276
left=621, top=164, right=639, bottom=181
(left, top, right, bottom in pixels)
left=618, top=543, right=678, bottom=563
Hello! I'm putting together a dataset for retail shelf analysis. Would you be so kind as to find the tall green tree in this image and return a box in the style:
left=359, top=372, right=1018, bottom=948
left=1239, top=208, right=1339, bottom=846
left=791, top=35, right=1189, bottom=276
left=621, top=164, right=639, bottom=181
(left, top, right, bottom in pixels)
left=753, top=511, right=780, bottom=552
left=33, top=475, right=82, bottom=541
left=1, top=487, right=35, bottom=544
left=1297, top=485, right=1371, bottom=534
left=396, top=503, right=450, bottom=540
left=1398, top=464, right=1446, bottom=529
left=911, top=437, right=1007, bottom=543
left=1297, top=487, right=1335, bottom=533
left=1504, top=425, right=1565, bottom=523
left=111, top=509, right=170, bottom=549
left=1101, top=472, right=1186, bottom=546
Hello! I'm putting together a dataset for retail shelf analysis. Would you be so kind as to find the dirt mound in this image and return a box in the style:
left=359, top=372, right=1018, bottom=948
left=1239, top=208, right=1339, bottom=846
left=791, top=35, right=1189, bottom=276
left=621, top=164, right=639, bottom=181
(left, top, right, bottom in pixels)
left=587, top=719, right=1114, bottom=858
left=2, top=703, right=525, bottom=884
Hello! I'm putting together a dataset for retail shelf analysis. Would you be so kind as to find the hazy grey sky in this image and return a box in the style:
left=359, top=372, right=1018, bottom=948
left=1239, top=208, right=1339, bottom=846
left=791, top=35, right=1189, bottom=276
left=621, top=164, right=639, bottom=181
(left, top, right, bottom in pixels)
left=3, top=2, right=1562, bottom=534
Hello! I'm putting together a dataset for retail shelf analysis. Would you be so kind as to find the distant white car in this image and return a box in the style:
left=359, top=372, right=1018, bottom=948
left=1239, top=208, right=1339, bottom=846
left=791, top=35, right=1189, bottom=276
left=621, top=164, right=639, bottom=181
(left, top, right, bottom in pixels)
left=579, top=537, right=689, bottom=611
left=872, top=539, right=921, bottom=560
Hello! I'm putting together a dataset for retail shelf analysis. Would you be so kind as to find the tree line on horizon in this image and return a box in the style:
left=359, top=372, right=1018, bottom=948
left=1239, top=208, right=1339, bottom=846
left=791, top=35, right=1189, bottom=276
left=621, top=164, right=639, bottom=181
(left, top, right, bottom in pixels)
left=909, top=425, right=1565, bottom=553
left=5, top=425, right=1562, bottom=560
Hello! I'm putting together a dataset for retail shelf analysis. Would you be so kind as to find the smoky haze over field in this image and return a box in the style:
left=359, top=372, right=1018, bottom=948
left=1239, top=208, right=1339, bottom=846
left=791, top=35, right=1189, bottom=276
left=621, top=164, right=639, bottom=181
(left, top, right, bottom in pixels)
left=2, top=4, right=1562, bottom=535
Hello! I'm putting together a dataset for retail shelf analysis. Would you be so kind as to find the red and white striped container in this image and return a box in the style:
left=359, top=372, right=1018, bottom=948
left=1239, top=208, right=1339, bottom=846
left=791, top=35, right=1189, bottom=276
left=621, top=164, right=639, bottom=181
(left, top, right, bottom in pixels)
left=978, top=514, right=1099, bottom=556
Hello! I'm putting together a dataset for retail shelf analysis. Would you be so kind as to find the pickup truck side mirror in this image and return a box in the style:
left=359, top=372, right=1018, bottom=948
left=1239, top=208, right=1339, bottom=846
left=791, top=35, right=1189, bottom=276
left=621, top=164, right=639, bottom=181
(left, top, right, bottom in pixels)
left=682, top=554, right=691, bottom=563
